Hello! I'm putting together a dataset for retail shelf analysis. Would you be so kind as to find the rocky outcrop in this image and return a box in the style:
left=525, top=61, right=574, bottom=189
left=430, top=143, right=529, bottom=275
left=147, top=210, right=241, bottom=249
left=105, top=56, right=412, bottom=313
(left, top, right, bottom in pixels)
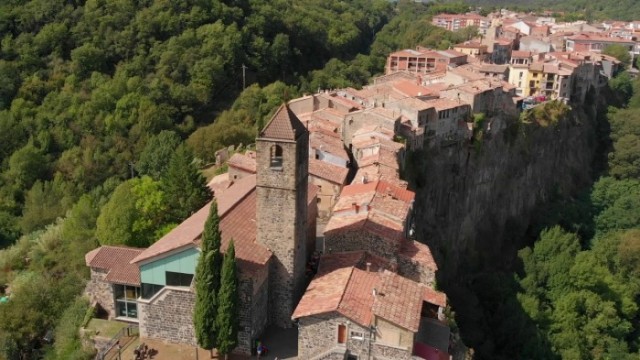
left=412, top=101, right=600, bottom=279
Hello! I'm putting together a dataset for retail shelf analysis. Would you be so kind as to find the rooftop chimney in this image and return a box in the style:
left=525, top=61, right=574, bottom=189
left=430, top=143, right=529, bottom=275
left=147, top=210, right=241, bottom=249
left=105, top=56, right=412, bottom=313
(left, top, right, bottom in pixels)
left=366, top=262, right=372, bottom=272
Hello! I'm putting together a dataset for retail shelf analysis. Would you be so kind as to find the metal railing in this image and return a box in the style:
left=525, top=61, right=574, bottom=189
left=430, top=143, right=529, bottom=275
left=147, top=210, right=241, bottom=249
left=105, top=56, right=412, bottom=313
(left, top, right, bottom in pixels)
left=95, top=324, right=139, bottom=360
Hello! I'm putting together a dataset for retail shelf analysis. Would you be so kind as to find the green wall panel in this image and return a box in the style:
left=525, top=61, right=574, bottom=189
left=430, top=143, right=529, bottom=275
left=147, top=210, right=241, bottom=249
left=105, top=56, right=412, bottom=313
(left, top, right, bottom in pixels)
left=140, top=247, right=200, bottom=285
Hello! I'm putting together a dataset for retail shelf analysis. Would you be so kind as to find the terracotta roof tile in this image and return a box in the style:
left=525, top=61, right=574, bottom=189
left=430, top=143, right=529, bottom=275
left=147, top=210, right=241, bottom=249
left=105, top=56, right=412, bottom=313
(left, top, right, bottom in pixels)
left=339, top=270, right=380, bottom=326
left=131, top=175, right=257, bottom=264
left=227, top=153, right=256, bottom=174
left=259, top=104, right=307, bottom=141
left=294, top=264, right=427, bottom=332
left=423, top=287, right=447, bottom=308
left=309, top=158, right=349, bottom=185
left=398, top=240, right=438, bottom=272
left=86, top=246, right=144, bottom=286
left=373, top=270, right=424, bottom=332
left=207, top=173, right=232, bottom=195
left=310, top=131, right=349, bottom=161
left=291, top=266, right=354, bottom=319
left=219, top=190, right=271, bottom=272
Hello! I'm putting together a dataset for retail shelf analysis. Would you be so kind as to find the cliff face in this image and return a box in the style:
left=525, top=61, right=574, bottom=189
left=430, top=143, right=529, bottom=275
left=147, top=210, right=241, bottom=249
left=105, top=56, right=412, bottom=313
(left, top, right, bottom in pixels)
left=411, top=102, right=600, bottom=279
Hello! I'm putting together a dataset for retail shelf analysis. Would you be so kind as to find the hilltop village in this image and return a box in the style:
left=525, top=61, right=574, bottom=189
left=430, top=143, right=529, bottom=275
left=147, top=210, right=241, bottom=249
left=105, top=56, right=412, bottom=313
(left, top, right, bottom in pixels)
left=84, top=9, right=632, bottom=360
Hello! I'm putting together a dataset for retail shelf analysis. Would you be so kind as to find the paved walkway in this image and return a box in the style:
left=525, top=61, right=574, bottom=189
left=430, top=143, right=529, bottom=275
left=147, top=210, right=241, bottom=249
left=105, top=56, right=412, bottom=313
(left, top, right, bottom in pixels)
left=112, top=326, right=297, bottom=360
left=258, top=325, right=298, bottom=360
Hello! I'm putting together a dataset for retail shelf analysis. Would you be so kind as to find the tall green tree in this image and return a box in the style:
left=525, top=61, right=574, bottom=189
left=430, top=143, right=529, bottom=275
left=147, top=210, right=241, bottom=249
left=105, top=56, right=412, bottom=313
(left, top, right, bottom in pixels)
left=216, top=239, right=239, bottom=359
left=162, top=144, right=211, bottom=222
left=136, top=130, right=182, bottom=180
left=193, top=200, right=223, bottom=355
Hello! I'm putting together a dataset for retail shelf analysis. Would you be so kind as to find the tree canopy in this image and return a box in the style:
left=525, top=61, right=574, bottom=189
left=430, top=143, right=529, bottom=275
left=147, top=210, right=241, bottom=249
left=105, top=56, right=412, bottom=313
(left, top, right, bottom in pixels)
left=194, top=200, right=223, bottom=352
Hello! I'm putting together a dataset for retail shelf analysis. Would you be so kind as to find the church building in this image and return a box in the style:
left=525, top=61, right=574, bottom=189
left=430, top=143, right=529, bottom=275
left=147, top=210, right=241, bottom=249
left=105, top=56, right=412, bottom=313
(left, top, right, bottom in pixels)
left=84, top=104, right=317, bottom=354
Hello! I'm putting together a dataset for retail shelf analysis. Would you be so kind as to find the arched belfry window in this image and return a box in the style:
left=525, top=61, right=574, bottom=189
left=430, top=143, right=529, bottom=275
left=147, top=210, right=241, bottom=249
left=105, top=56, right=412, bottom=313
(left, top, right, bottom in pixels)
left=270, top=145, right=283, bottom=169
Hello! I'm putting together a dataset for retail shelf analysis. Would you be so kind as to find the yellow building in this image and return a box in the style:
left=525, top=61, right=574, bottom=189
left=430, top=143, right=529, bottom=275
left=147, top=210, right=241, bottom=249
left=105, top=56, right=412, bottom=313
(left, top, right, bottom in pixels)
left=507, top=64, right=529, bottom=97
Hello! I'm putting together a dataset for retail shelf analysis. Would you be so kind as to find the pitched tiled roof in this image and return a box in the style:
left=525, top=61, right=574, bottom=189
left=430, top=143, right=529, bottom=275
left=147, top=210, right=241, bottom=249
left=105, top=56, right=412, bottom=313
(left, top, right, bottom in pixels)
left=309, top=158, right=349, bottom=185
left=293, top=261, right=426, bottom=332
left=423, top=287, right=447, bottom=308
left=373, top=270, right=424, bottom=332
left=291, top=266, right=354, bottom=319
left=207, top=173, right=232, bottom=195
left=86, top=246, right=144, bottom=286
left=227, top=153, right=256, bottom=173
left=259, top=104, right=307, bottom=141
left=131, top=175, right=259, bottom=264
left=398, top=240, right=438, bottom=272
left=218, top=189, right=271, bottom=272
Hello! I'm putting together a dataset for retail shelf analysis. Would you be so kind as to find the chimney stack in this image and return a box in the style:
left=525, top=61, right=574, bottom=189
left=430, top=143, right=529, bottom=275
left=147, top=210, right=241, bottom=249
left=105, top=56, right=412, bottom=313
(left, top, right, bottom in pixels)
left=366, top=262, right=372, bottom=272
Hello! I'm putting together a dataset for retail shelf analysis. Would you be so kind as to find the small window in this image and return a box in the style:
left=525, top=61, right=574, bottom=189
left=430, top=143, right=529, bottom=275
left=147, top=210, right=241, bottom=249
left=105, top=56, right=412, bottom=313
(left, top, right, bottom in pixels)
left=270, top=145, right=283, bottom=169
left=166, top=271, right=193, bottom=287
left=141, top=283, right=163, bottom=299
left=350, top=330, right=364, bottom=340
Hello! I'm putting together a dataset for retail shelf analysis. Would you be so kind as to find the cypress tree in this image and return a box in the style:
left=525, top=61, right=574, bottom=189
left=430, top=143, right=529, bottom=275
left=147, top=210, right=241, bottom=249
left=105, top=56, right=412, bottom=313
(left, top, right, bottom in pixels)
left=193, top=200, right=223, bottom=355
left=216, top=239, right=239, bottom=359
left=162, top=144, right=211, bottom=222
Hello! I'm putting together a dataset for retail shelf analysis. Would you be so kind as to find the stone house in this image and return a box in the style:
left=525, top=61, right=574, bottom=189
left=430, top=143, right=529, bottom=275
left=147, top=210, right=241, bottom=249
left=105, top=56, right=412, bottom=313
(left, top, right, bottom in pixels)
left=227, top=151, right=256, bottom=181
left=309, top=158, right=349, bottom=219
left=440, top=78, right=518, bottom=117
left=85, top=105, right=318, bottom=354
left=342, top=107, right=401, bottom=149
left=385, top=48, right=467, bottom=75
left=453, top=42, right=489, bottom=61
left=292, top=252, right=448, bottom=360
left=323, top=181, right=438, bottom=287
left=85, top=246, right=144, bottom=320
left=351, top=126, right=405, bottom=169
left=310, top=130, right=350, bottom=168
left=423, top=98, right=472, bottom=141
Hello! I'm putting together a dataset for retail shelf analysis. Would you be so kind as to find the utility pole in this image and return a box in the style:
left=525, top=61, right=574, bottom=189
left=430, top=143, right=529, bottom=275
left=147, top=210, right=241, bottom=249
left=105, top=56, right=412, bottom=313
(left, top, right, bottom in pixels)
left=242, top=63, right=247, bottom=90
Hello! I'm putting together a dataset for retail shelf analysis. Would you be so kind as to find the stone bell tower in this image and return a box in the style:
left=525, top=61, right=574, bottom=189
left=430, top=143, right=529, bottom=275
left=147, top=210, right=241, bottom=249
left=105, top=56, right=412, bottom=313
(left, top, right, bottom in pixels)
left=256, top=104, right=308, bottom=328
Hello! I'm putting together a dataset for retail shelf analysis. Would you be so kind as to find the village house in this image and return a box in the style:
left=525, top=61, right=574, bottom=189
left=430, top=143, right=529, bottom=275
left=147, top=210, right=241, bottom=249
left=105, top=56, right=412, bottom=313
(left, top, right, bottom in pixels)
left=292, top=251, right=449, bottom=360
left=565, top=33, right=636, bottom=55
left=440, top=78, right=518, bottom=116
left=351, top=125, right=405, bottom=169
left=385, top=48, right=467, bottom=75
left=226, top=150, right=256, bottom=181
left=310, top=130, right=351, bottom=168
left=452, top=42, right=489, bottom=61
left=323, top=181, right=438, bottom=286
left=309, top=158, right=349, bottom=219
left=432, top=12, right=489, bottom=34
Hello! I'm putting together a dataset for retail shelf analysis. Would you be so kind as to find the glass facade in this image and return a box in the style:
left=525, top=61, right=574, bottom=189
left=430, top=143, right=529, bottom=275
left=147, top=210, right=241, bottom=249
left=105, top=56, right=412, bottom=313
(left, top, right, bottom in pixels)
left=114, top=284, right=140, bottom=319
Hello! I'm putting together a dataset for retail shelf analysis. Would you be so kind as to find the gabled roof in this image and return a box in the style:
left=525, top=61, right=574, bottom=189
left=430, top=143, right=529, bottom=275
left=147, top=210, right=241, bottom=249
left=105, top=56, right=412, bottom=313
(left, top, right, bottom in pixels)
left=309, top=158, right=349, bottom=185
left=86, top=246, right=144, bottom=286
left=130, top=175, right=259, bottom=265
left=293, top=259, right=428, bottom=332
left=227, top=152, right=256, bottom=174
left=259, top=104, right=307, bottom=141
left=373, top=271, right=424, bottom=332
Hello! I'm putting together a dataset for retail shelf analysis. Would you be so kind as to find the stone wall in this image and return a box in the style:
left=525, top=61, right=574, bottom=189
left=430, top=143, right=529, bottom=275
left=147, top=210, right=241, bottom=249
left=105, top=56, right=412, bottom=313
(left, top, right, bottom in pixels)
left=138, top=287, right=196, bottom=346
left=298, top=312, right=368, bottom=359
left=324, top=229, right=397, bottom=261
left=298, top=312, right=415, bottom=360
left=256, top=132, right=309, bottom=328
left=236, top=270, right=269, bottom=355
left=310, top=176, right=341, bottom=219
left=397, top=254, right=436, bottom=287
left=84, top=268, right=115, bottom=319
